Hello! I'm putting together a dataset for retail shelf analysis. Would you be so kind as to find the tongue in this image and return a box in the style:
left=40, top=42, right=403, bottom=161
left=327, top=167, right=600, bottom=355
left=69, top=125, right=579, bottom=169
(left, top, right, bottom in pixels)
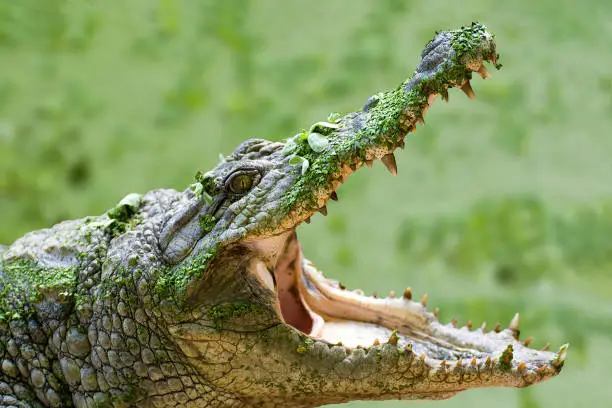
left=298, top=260, right=435, bottom=336
left=314, top=320, right=396, bottom=348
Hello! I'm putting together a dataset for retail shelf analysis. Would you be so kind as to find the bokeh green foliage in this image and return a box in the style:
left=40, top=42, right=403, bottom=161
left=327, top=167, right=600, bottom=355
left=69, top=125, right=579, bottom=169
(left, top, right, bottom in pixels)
left=1, top=0, right=611, bottom=407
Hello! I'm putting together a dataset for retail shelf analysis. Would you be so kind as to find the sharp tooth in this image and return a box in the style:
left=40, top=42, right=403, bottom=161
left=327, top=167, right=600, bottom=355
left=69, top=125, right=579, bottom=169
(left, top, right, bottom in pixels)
left=523, top=337, right=533, bottom=347
left=494, top=322, right=501, bottom=333
left=451, top=318, right=458, bottom=327
left=471, top=357, right=477, bottom=366
left=403, top=287, right=412, bottom=300
left=381, top=153, right=398, bottom=175
left=456, top=357, right=463, bottom=368
left=554, top=344, right=569, bottom=366
left=481, top=321, right=487, bottom=332
left=319, top=206, right=328, bottom=216
left=365, top=159, right=373, bottom=168
left=427, top=93, right=437, bottom=105
left=388, top=290, right=396, bottom=298
left=420, top=293, right=428, bottom=307
left=304, top=217, right=311, bottom=224
left=373, top=338, right=380, bottom=346
left=460, top=81, right=475, bottom=99
left=398, top=139, right=405, bottom=149
left=517, top=362, right=527, bottom=372
left=509, top=313, right=520, bottom=338
left=388, top=331, right=399, bottom=345
left=421, top=105, right=429, bottom=116
left=330, top=191, right=338, bottom=201
left=541, top=343, right=550, bottom=351
left=477, top=64, right=492, bottom=79
left=433, top=307, right=439, bottom=317
left=440, top=360, right=447, bottom=368
left=420, top=353, right=426, bottom=362
left=485, top=356, right=492, bottom=366
left=416, top=116, right=425, bottom=126
left=466, top=320, right=472, bottom=329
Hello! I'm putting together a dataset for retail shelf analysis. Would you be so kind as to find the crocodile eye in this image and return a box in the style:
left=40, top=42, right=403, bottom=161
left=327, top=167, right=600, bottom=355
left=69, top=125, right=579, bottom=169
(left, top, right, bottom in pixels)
left=225, top=170, right=261, bottom=195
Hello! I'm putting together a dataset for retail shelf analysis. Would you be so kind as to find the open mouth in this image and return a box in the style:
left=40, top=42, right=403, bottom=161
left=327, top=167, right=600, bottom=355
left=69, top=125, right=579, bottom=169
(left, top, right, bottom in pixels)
left=266, top=74, right=567, bottom=383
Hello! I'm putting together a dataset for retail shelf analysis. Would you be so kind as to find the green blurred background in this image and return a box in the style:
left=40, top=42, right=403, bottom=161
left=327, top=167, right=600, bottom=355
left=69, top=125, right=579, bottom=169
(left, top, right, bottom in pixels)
left=1, top=0, right=611, bottom=406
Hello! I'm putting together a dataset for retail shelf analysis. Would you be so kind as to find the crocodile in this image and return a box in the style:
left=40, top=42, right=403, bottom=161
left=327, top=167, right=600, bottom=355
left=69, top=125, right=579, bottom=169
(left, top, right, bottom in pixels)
left=0, top=23, right=566, bottom=408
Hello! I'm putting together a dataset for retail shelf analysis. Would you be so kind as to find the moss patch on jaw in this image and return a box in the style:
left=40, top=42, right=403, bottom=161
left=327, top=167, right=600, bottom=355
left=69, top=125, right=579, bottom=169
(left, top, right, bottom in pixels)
left=207, top=302, right=265, bottom=330
left=154, top=244, right=220, bottom=302
left=499, top=344, right=514, bottom=372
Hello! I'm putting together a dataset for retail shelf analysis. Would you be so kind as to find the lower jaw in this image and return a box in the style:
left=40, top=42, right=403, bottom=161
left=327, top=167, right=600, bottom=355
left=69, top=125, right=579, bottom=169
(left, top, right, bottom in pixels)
left=293, top=258, right=488, bottom=360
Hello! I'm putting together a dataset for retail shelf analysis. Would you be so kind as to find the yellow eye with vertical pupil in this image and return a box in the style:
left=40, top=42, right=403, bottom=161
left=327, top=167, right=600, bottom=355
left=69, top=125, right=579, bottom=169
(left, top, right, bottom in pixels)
left=226, top=171, right=259, bottom=194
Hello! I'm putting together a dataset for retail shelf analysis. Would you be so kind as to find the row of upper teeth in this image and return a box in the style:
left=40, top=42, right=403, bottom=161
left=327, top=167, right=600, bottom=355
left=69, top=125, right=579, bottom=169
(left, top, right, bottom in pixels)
left=308, top=62, right=493, bottom=222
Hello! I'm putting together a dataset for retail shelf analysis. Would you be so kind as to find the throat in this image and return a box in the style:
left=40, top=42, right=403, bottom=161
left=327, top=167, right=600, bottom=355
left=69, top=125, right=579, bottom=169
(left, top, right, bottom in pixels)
left=273, top=232, right=314, bottom=334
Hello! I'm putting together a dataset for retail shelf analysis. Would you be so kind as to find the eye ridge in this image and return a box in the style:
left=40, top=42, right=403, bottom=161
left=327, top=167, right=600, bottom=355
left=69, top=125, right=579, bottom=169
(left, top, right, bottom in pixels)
left=225, top=169, right=261, bottom=195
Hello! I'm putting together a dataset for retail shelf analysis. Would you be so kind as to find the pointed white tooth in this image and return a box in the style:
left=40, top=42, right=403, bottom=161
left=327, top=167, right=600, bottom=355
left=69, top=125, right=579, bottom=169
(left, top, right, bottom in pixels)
left=381, top=153, right=398, bottom=175
left=420, top=293, right=428, bottom=307
left=509, top=313, right=520, bottom=333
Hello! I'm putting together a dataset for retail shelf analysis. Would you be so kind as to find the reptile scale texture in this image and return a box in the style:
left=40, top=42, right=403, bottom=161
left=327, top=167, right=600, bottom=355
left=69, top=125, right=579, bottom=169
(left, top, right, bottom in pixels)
left=0, top=24, right=567, bottom=407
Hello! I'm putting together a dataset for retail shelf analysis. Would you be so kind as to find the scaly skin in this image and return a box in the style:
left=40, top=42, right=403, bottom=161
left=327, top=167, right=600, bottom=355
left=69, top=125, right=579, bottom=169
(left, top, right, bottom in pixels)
left=0, top=24, right=566, bottom=408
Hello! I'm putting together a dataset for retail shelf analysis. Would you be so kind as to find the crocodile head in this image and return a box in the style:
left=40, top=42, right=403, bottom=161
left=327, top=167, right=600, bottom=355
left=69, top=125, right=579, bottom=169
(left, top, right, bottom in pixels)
left=156, top=23, right=566, bottom=407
